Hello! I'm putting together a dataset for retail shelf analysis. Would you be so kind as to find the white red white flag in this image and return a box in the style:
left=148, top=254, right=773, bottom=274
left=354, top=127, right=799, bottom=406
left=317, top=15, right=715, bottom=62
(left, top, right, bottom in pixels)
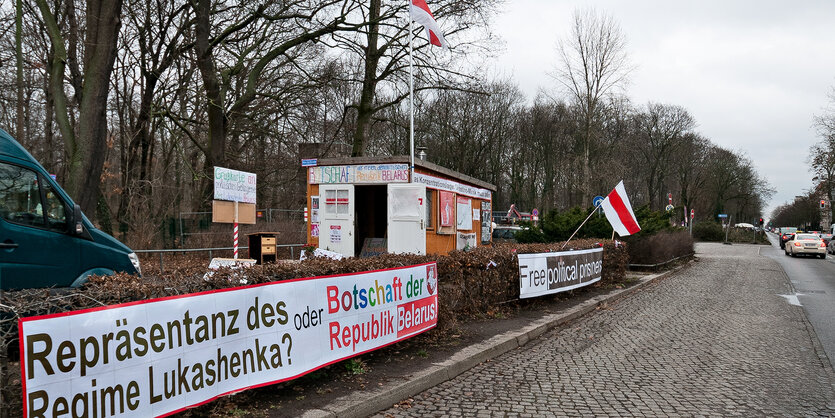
left=410, top=0, right=448, bottom=48
left=601, top=181, right=641, bottom=236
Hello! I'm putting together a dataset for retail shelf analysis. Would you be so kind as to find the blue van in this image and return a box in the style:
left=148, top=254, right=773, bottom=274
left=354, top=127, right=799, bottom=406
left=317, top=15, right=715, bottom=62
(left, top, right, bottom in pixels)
left=0, top=129, right=140, bottom=289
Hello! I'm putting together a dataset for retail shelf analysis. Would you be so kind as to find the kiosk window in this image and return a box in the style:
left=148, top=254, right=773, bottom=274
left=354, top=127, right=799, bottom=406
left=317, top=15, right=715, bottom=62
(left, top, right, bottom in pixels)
left=324, top=189, right=350, bottom=215
left=325, top=190, right=336, bottom=214
left=337, top=190, right=349, bottom=214
left=0, top=162, right=45, bottom=228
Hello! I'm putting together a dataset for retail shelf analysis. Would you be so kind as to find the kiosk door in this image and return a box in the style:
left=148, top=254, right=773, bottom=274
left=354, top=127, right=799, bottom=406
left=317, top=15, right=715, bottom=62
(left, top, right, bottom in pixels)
left=387, top=183, right=426, bottom=254
left=320, top=184, right=355, bottom=257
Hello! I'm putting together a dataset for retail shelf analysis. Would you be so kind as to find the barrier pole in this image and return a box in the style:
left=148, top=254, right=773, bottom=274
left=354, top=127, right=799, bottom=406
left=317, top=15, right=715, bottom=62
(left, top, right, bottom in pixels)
left=234, top=202, right=239, bottom=259
left=561, top=201, right=603, bottom=250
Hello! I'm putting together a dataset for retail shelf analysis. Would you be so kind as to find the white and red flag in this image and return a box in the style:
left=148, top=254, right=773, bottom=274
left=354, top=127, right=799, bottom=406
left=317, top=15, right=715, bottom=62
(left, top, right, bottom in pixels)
left=410, top=0, right=448, bottom=48
left=601, top=181, right=642, bottom=236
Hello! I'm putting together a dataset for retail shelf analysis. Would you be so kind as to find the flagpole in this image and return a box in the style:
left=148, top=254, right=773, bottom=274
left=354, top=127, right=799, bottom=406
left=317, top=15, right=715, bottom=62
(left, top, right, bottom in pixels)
left=561, top=201, right=604, bottom=250
left=408, top=0, right=415, bottom=183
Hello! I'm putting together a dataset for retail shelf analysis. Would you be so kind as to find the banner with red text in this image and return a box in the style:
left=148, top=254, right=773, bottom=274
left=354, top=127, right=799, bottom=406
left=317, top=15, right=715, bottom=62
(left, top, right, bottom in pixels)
left=19, top=263, right=438, bottom=417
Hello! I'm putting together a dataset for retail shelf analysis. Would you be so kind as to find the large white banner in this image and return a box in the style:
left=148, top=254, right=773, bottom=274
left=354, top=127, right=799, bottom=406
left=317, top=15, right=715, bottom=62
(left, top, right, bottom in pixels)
left=518, top=248, right=603, bottom=299
left=214, top=166, right=257, bottom=203
left=20, top=263, right=439, bottom=417
left=412, top=172, right=491, bottom=200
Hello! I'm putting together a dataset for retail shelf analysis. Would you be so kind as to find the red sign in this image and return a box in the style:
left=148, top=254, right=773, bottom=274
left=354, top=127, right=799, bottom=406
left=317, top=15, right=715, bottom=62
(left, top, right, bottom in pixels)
left=439, top=191, right=455, bottom=227
left=690, top=209, right=695, bottom=218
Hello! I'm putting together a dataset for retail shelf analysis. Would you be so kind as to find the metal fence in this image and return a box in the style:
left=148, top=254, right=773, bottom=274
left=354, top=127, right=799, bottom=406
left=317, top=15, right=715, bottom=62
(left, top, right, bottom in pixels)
left=135, top=244, right=306, bottom=273
left=177, top=209, right=304, bottom=246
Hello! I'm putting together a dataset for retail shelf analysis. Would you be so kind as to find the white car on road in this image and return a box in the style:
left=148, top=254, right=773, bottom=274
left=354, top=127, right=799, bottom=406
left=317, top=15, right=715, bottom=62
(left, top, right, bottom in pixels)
left=785, top=233, right=827, bottom=259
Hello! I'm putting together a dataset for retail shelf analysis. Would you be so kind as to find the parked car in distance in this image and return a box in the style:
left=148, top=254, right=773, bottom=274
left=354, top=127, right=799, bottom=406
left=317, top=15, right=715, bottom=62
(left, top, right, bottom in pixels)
left=828, top=239, right=835, bottom=255
left=784, top=233, right=826, bottom=258
left=0, top=129, right=141, bottom=289
left=492, top=225, right=524, bottom=242
left=819, top=233, right=833, bottom=246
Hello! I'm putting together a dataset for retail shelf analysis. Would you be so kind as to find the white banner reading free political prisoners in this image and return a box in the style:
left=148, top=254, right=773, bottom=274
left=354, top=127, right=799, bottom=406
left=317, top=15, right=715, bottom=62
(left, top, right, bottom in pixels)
left=518, top=247, right=603, bottom=299
left=19, top=263, right=439, bottom=417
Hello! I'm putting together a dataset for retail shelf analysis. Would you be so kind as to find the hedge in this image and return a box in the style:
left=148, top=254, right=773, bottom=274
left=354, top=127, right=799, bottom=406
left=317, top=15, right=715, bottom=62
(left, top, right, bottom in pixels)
left=0, top=239, right=629, bottom=413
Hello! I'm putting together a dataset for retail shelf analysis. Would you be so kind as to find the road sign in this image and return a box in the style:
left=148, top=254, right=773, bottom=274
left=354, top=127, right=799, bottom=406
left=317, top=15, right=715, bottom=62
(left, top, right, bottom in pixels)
left=301, top=158, right=318, bottom=167
left=718, top=214, right=728, bottom=218
left=690, top=209, right=695, bottom=218
left=531, top=208, right=539, bottom=216
left=593, top=195, right=604, bottom=207
left=665, top=204, right=674, bottom=212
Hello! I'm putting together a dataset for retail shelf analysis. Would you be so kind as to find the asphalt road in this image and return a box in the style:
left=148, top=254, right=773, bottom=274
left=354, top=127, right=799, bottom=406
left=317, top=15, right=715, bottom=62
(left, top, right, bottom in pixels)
left=764, top=232, right=835, bottom=369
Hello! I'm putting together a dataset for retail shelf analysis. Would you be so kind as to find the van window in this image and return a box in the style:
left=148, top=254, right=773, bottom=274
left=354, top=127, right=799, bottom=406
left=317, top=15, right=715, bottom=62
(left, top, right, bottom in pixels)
left=42, top=179, right=68, bottom=231
left=0, top=162, right=45, bottom=227
left=0, top=162, right=66, bottom=231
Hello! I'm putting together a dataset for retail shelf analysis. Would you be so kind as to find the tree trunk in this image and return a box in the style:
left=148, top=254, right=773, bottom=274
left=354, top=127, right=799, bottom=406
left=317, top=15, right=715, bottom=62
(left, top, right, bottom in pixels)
left=35, top=0, right=123, bottom=221
left=351, top=0, right=381, bottom=157
left=70, top=0, right=124, bottom=219
left=15, top=0, right=24, bottom=141
left=195, top=0, right=227, bottom=194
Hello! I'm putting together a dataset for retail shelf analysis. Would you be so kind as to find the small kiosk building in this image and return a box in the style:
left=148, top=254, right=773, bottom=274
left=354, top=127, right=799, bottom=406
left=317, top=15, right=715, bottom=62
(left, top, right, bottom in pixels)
left=305, top=156, right=495, bottom=257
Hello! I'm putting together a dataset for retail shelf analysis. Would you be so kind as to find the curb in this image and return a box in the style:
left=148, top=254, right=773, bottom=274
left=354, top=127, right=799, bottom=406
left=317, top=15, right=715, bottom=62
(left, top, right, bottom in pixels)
left=301, top=265, right=686, bottom=418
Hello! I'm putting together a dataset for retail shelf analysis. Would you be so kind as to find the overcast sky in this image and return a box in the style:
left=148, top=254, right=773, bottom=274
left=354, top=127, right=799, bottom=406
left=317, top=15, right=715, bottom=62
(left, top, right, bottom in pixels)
left=488, top=0, right=835, bottom=219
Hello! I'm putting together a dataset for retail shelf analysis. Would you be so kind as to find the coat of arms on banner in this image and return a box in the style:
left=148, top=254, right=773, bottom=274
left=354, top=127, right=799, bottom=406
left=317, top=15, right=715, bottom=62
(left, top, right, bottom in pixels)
left=426, top=264, right=438, bottom=295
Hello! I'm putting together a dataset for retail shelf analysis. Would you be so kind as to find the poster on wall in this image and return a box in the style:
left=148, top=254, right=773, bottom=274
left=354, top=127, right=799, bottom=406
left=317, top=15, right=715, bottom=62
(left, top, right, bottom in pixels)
left=457, top=232, right=477, bottom=250
left=311, top=223, right=320, bottom=237
left=311, top=196, right=320, bottom=223
left=19, top=263, right=438, bottom=418
left=456, top=197, right=472, bottom=230
left=330, top=225, right=342, bottom=243
left=481, top=201, right=492, bottom=243
left=439, top=191, right=455, bottom=227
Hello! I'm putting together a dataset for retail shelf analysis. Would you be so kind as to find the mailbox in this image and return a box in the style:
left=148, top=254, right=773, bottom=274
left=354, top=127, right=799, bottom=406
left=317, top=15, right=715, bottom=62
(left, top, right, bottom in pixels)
left=248, top=232, right=279, bottom=264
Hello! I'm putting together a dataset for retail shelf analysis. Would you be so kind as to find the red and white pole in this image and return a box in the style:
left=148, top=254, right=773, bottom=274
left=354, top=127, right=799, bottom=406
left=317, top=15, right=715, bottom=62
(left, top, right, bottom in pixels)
left=233, top=201, right=239, bottom=259
left=233, top=222, right=239, bottom=259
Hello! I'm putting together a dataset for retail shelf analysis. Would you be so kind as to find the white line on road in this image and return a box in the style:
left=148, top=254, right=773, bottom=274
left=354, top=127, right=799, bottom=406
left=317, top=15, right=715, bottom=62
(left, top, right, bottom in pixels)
left=779, top=294, right=804, bottom=306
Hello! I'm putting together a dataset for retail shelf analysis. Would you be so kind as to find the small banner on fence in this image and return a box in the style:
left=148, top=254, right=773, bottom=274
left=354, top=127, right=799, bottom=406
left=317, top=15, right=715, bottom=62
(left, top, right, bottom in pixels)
left=19, top=263, right=438, bottom=417
left=518, top=247, right=603, bottom=299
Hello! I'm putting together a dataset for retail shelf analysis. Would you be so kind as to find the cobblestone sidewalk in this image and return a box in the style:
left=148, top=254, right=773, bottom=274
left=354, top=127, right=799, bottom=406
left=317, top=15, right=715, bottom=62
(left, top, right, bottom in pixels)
left=376, top=244, right=835, bottom=417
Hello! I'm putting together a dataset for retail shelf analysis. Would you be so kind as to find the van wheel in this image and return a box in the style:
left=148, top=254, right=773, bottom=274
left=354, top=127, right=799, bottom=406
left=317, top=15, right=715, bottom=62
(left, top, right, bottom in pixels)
left=820, top=254, right=826, bottom=259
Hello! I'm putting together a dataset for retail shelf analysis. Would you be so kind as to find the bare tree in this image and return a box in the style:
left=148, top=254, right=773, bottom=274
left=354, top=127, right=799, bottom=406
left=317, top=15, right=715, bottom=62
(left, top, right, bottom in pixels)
left=34, top=0, right=124, bottom=220
left=324, top=0, right=499, bottom=157
left=811, top=88, right=835, bottom=226
left=15, top=0, right=24, bottom=140
left=189, top=0, right=360, bottom=204
left=631, top=103, right=695, bottom=210
left=553, top=7, right=631, bottom=204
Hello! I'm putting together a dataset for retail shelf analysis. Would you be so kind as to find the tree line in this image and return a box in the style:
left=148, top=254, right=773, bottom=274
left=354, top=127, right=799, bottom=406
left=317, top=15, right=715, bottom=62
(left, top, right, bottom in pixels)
left=773, top=88, right=835, bottom=230
left=0, top=2, right=771, bottom=247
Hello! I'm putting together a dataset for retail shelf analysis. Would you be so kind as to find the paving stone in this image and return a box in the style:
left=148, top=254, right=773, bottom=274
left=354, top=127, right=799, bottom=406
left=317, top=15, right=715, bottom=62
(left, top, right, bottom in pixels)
left=373, top=244, right=835, bottom=416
